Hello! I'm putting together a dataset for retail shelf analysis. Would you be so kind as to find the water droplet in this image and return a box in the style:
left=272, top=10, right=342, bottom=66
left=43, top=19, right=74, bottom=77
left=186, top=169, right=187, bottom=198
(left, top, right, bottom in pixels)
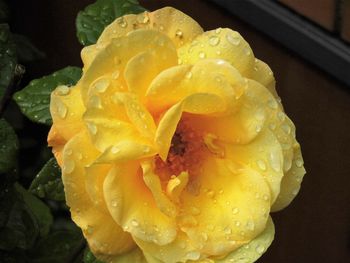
left=55, top=85, right=70, bottom=96
left=278, top=111, right=285, bottom=121
left=209, top=36, right=220, bottom=46
left=131, top=219, right=139, bottom=227
left=64, top=159, right=75, bottom=174
left=263, top=194, right=269, bottom=201
left=66, top=149, right=73, bottom=155
left=185, top=71, right=193, bottom=79
left=295, top=158, right=303, bottom=168
left=292, top=189, right=299, bottom=195
left=57, top=102, right=67, bottom=119
left=117, top=17, right=127, bottom=28
left=226, top=33, right=241, bottom=46
left=269, top=152, right=281, bottom=172
left=206, top=190, right=215, bottom=198
left=255, top=125, right=262, bottom=133
left=232, top=207, right=239, bottom=215
left=256, top=244, right=265, bottom=254
left=254, top=66, right=258, bottom=71
left=87, top=122, right=97, bottom=135
left=282, top=123, right=291, bottom=134
left=244, top=47, right=251, bottom=56
left=268, top=99, right=278, bottom=109
left=269, top=123, right=276, bottom=130
left=246, top=220, right=255, bottom=231
left=199, top=51, right=206, bottom=59
left=90, top=95, right=103, bottom=109
left=111, top=199, right=119, bottom=207
left=94, top=78, right=110, bottom=93
left=224, top=226, right=232, bottom=234
left=143, top=146, right=150, bottom=153
left=186, top=251, right=200, bottom=260
left=159, top=25, right=164, bottom=31
left=175, top=29, right=183, bottom=38
left=235, top=221, right=241, bottom=227
left=111, top=146, right=120, bottom=154
left=112, top=70, right=120, bottom=80
left=137, top=12, right=149, bottom=24
left=256, top=160, right=267, bottom=171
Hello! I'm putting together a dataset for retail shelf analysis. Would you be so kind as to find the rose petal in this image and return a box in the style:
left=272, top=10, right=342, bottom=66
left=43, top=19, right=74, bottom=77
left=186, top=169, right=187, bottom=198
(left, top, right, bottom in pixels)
left=146, top=59, right=243, bottom=113
left=61, top=130, right=134, bottom=257
left=48, top=85, right=85, bottom=144
left=80, top=29, right=177, bottom=103
left=214, top=217, right=275, bottom=263
left=178, top=28, right=255, bottom=77
left=98, top=7, right=203, bottom=48
left=103, top=162, right=177, bottom=246
left=178, top=158, right=271, bottom=257
left=272, top=143, right=306, bottom=211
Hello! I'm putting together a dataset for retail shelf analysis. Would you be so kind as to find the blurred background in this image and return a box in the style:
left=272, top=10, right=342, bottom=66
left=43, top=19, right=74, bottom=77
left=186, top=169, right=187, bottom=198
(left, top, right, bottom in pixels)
left=5, top=0, right=350, bottom=262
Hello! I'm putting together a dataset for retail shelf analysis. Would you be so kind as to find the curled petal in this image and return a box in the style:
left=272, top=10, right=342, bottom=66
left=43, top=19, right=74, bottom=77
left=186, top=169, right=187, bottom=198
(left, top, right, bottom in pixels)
left=80, top=29, right=177, bottom=104
left=103, top=162, right=177, bottom=246
left=98, top=7, right=203, bottom=48
left=272, top=143, right=306, bottom=211
left=61, top=130, right=134, bottom=258
left=178, top=28, right=255, bottom=77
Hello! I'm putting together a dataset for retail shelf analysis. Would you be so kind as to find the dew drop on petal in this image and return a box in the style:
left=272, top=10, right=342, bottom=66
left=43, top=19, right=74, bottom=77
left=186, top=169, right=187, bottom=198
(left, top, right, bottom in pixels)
left=256, top=244, right=265, bottom=254
left=175, top=29, right=183, bottom=38
left=269, top=152, right=281, bottom=172
left=94, top=78, right=110, bottom=93
left=268, top=99, right=278, bottom=109
left=111, top=146, right=120, bottom=154
left=199, top=51, right=206, bottom=59
left=185, top=71, right=193, bottom=79
left=226, top=33, right=241, bottom=46
left=112, top=70, right=120, bottom=80
left=64, top=159, right=75, bottom=174
left=87, top=122, right=97, bottom=135
left=232, top=207, right=239, bottom=215
left=55, top=85, right=70, bottom=96
left=256, top=159, right=267, bottom=171
left=295, top=158, right=304, bottom=168
left=209, top=36, right=220, bottom=46
left=131, top=219, right=139, bottom=227
left=57, top=102, right=67, bottom=119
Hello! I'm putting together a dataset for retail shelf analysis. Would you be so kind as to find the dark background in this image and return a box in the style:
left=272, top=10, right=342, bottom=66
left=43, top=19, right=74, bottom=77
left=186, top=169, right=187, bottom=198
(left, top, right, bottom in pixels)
left=7, top=0, right=350, bottom=262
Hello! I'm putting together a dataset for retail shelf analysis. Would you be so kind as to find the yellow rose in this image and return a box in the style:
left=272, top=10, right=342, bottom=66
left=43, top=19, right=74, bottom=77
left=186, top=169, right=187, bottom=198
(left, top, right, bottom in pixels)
left=48, top=7, right=305, bottom=263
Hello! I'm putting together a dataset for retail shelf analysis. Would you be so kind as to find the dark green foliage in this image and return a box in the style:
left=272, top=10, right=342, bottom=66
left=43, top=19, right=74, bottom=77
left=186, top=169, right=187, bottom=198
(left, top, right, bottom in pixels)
left=29, top=158, right=65, bottom=201
left=13, top=66, right=82, bottom=125
left=76, top=0, right=146, bottom=46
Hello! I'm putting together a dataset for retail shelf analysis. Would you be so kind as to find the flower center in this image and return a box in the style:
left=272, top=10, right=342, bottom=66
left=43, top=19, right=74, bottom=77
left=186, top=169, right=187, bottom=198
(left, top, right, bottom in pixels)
left=155, top=119, right=205, bottom=177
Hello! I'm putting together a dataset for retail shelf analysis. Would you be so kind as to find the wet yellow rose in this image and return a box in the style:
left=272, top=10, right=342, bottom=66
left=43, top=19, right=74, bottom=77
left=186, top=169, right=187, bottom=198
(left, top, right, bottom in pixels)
left=48, top=7, right=305, bottom=263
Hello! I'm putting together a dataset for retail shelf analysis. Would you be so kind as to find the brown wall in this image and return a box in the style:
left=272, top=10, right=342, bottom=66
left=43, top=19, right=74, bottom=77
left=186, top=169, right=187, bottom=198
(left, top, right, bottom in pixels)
left=8, top=0, right=350, bottom=262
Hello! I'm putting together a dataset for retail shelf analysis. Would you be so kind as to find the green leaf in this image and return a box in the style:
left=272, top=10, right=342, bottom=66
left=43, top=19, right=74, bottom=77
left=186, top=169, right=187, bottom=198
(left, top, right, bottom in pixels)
left=28, top=229, right=84, bottom=263
left=0, top=118, right=19, bottom=174
left=0, top=1, right=10, bottom=23
left=15, top=183, right=53, bottom=237
left=76, top=0, right=146, bottom=46
left=216, top=217, right=275, bottom=263
left=0, top=23, right=17, bottom=101
left=13, top=66, right=82, bottom=125
left=13, top=34, right=45, bottom=63
left=29, top=158, right=65, bottom=201
left=84, top=247, right=104, bottom=263
left=0, top=184, right=39, bottom=250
